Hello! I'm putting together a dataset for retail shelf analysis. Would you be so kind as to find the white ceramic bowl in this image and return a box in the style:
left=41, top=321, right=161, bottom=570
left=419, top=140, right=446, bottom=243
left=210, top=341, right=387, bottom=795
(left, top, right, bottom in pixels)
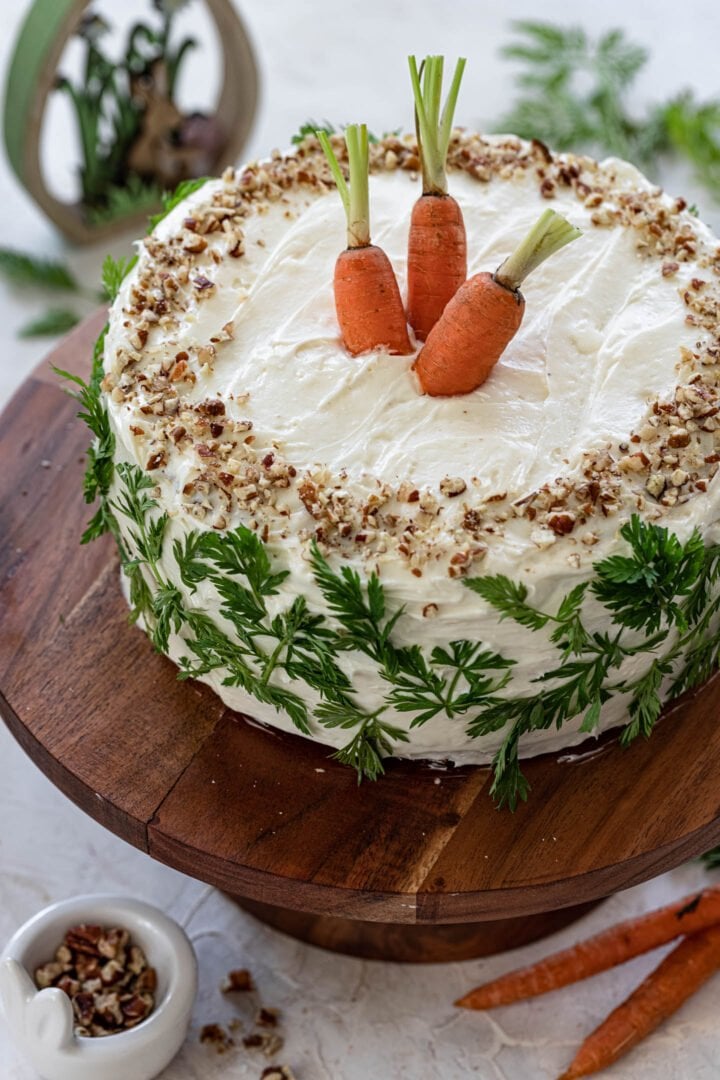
left=0, top=895, right=197, bottom=1080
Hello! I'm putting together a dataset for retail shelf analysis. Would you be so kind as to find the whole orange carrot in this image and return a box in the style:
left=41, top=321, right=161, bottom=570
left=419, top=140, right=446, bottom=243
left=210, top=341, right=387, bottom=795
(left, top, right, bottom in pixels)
left=407, top=55, right=467, bottom=341
left=456, top=885, right=720, bottom=1010
left=557, top=922, right=720, bottom=1079
left=415, top=208, right=581, bottom=396
left=318, top=125, right=411, bottom=357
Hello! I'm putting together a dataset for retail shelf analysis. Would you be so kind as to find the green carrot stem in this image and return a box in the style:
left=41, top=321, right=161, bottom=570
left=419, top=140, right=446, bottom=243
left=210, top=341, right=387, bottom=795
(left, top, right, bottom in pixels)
left=494, top=209, right=582, bottom=291
left=409, top=54, right=466, bottom=195
left=317, top=125, right=371, bottom=248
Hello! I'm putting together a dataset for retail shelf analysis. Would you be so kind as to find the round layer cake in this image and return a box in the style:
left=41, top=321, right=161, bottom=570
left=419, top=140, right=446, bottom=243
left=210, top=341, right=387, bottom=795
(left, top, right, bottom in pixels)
left=100, top=131, right=720, bottom=783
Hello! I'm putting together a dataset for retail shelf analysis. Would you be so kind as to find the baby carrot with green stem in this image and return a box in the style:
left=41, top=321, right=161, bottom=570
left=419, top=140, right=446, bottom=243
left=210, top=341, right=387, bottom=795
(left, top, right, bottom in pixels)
left=407, top=54, right=467, bottom=340
left=415, top=208, right=581, bottom=396
left=317, top=125, right=412, bottom=357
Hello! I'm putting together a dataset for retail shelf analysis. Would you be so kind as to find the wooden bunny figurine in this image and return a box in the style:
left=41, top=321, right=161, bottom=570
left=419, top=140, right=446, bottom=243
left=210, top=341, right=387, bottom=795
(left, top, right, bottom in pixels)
left=128, top=58, right=224, bottom=186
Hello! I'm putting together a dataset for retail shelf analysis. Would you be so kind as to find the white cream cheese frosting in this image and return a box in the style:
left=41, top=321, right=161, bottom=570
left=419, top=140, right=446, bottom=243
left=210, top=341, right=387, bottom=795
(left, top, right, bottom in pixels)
left=102, top=132, right=720, bottom=766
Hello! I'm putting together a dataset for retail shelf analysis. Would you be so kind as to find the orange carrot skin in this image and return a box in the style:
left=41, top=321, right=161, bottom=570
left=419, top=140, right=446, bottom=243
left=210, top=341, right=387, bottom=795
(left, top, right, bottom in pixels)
left=407, top=193, right=467, bottom=341
left=415, top=272, right=524, bottom=396
left=558, top=923, right=720, bottom=1079
left=459, top=885, right=716, bottom=1010
left=333, top=244, right=412, bottom=357
left=456, top=886, right=720, bottom=1011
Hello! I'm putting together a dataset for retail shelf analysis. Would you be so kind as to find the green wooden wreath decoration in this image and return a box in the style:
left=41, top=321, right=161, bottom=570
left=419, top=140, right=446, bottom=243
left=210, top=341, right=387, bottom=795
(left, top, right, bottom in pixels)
left=4, top=0, right=258, bottom=243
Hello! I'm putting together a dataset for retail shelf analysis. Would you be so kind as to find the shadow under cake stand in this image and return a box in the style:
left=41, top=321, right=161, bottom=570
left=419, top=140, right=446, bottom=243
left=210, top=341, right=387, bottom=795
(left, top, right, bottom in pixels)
left=1, top=313, right=719, bottom=963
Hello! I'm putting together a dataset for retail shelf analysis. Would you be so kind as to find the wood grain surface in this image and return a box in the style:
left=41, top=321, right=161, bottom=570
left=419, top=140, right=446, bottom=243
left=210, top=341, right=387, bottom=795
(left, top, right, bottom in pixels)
left=1, top=313, right=720, bottom=930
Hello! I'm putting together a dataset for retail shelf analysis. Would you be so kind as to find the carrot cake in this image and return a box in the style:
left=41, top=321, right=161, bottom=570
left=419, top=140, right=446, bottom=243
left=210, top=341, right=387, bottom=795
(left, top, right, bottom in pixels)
left=95, top=131, right=720, bottom=802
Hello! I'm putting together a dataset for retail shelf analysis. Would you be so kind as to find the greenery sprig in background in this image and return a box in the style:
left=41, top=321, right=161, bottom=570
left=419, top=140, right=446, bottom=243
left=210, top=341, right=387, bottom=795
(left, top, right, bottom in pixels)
left=290, top=22, right=720, bottom=206
left=0, top=249, right=90, bottom=338
left=496, top=21, right=720, bottom=200
left=702, top=848, right=720, bottom=870
left=0, top=178, right=208, bottom=338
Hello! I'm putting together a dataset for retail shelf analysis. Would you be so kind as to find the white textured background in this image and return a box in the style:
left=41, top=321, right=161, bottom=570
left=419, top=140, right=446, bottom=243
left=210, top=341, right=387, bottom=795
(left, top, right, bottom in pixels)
left=0, top=1, right=719, bottom=1077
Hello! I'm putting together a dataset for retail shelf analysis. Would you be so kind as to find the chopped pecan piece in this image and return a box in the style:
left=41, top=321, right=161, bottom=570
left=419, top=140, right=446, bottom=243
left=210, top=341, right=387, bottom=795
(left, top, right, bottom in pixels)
left=170, top=359, right=189, bottom=381
left=547, top=512, right=576, bottom=536
left=244, top=1031, right=284, bottom=1056
left=439, top=476, right=467, bottom=498
left=120, top=992, right=153, bottom=1026
left=667, top=427, right=691, bottom=448
left=256, top=1007, right=280, bottom=1028
left=72, top=992, right=95, bottom=1026
left=184, top=236, right=208, bottom=254
left=55, top=944, right=73, bottom=970
left=200, top=1023, right=235, bottom=1052
left=98, top=928, right=129, bottom=960
left=134, top=967, right=157, bottom=993
left=196, top=398, right=226, bottom=417
left=100, top=959, right=125, bottom=985
left=220, top=968, right=255, bottom=993
left=146, top=450, right=166, bottom=470
left=65, top=925, right=103, bottom=956
left=127, top=945, right=147, bottom=975
left=75, top=955, right=102, bottom=982
left=94, top=992, right=123, bottom=1028
left=193, top=275, right=215, bottom=291
left=34, top=961, right=64, bottom=988
left=56, top=975, right=81, bottom=997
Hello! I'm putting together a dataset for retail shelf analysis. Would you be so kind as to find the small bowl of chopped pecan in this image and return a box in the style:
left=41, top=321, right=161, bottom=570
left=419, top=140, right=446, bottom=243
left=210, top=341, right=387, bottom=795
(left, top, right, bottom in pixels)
left=0, top=894, right=197, bottom=1080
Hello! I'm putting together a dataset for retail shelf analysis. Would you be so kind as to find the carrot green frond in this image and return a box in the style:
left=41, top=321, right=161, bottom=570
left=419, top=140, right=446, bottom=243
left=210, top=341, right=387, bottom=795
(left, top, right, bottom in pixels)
left=318, top=124, right=370, bottom=248
left=494, top=209, right=582, bottom=291
left=408, top=54, right=466, bottom=195
left=317, top=130, right=349, bottom=214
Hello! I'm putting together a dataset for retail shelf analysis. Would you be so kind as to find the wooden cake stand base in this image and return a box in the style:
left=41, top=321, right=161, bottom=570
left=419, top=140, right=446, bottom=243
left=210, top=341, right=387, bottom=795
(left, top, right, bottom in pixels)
left=1, top=316, right=720, bottom=963
left=234, top=897, right=603, bottom=963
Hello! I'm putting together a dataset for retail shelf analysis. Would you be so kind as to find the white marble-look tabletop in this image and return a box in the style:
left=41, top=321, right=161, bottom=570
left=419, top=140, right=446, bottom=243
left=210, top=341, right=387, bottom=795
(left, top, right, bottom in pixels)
left=0, top=1, right=719, bottom=1077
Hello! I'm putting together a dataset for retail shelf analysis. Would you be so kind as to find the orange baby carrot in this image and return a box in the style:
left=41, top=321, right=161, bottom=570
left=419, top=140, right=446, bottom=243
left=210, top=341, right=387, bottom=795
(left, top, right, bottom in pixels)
left=415, top=208, right=581, bottom=396
left=456, top=885, right=720, bottom=1010
left=318, top=125, right=412, bottom=357
left=407, top=55, right=467, bottom=340
left=557, top=922, right=720, bottom=1079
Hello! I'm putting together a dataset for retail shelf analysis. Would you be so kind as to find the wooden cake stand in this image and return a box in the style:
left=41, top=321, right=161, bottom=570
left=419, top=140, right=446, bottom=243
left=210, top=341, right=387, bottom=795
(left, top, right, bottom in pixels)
left=2, top=315, right=720, bottom=963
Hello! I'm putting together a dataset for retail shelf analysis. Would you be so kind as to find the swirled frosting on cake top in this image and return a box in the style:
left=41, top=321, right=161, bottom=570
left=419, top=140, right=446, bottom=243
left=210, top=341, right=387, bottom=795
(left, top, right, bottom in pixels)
left=101, top=132, right=720, bottom=769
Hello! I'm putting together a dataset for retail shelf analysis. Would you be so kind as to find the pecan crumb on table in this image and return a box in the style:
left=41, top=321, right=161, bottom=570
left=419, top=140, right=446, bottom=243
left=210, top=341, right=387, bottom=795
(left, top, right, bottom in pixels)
left=220, top=966, right=255, bottom=992
left=202, top=966, right=290, bottom=1062
left=199, top=1023, right=235, bottom=1053
left=244, top=1030, right=285, bottom=1056
left=256, top=1006, right=281, bottom=1027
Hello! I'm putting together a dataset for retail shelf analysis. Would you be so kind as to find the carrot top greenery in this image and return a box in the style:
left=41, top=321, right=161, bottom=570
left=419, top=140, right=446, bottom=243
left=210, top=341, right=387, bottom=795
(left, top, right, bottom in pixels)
left=408, top=54, right=466, bottom=196
left=317, top=125, right=371, bottom=249
left=494, top=208, right=583, bottom=292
